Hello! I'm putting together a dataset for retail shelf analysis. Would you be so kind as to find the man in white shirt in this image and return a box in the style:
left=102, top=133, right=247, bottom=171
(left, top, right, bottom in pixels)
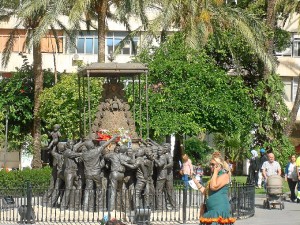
left=262, top=153, right=281, bottom=188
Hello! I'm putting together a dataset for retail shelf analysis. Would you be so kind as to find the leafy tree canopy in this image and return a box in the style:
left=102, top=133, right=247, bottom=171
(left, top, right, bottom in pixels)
left=183, top=137, right=213, bottom=164
left=40, top=74, right=103, bottom=141
left=138, top=33, right=256, bottom=138
left=0, top=62, right=60, bottom=151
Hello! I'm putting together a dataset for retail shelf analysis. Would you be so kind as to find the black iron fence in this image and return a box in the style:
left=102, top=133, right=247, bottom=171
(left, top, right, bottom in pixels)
left=0, top=181, right=254, bottom=224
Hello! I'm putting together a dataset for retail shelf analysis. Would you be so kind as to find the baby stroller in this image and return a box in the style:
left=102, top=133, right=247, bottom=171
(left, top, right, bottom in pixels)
left=263, top=175, right=284, bottom=210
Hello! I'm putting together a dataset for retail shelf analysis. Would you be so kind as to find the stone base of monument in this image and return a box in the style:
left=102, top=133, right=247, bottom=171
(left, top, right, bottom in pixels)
left=134, top=208, right=151, bottom=225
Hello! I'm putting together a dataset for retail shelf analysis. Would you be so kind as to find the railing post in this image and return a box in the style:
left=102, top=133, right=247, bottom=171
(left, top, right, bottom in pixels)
left=107, top=186, right=111, bottom=221
left=26, top=181, right=34, bottom=223
left=182, top=188, right=187, bottom=223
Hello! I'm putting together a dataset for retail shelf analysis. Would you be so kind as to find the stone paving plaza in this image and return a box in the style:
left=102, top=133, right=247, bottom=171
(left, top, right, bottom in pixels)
left=233, top=195, right=300, bottom=225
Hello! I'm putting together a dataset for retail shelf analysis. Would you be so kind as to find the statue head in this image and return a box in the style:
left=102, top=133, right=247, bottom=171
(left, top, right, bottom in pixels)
left=135, top=148, right=145, bottom=157
left=53, top=124, right=60, bottom=131
left=119, top=145, right=128, bottom=154
left=157, top=146, right=164, bottom=156
left=145, top=148, right=154, bottom=160
left=162, top=143, right=171, bottom=153
left=127, top=148, right=133, bottom=157
left=66, top=140, right=75, bottom=150
left=151, top=145, right=158, bottom=157
left=84, top=140, right=95, bottom=150
left=78, top=145, right=88, bottom=153
left=57, top=142, right=66, bottom=153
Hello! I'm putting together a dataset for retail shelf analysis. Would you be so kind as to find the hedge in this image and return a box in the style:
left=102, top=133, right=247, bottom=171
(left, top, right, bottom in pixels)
left=0, top=166, right=52, bottom=190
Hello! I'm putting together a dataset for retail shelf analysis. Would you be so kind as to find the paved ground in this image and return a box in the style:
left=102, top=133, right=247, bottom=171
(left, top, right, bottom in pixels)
left=234, top=195, right=300, bottom=225
left=1, top=195, right=299, bottom=224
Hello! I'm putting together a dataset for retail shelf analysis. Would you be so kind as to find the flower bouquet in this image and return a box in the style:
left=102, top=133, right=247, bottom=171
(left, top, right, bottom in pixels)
left=96, top=128, right=132, bottom=147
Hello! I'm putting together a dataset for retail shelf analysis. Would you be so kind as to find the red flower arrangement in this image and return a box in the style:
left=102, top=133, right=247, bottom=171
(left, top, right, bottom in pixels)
left=200, top=216, right=236, bottom=224
left=96, top=128, right=131, bottom=145
left=97, top=132, right=112, bottom=141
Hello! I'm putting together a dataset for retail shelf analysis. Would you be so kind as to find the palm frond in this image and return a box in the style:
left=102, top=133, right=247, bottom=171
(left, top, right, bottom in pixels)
left=69, top=0, right=91, bottom=24
left=1, top=22, right=24, bottom=68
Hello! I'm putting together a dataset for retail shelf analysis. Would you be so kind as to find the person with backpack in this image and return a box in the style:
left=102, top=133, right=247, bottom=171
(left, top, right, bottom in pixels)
left=284, top=154, right=297, bottom=202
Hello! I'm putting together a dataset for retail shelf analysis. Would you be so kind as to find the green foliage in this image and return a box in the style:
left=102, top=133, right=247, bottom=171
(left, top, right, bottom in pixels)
left=183, top=137, right=213, bottom=164
left=0, top=111, right=5, bottom=144
left=0, top=0, right=20, bottom=9
left=0, top=167, right=51, bottom=190
left=40, top=74, right=103, bottom=140
left=274, top=28, right=291, bottom=52
left=268, top=135, right=295, bottom=168
left=0, top=64, right=59, bottom=151
left=254, top=74, right=290, bottom=144
left=136, top=33, right=256, bottom=138
left=214, top=132, right=254, bottom=162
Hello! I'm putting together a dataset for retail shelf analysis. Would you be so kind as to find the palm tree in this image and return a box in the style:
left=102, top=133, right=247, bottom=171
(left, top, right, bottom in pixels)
left=20, top=0, right=151, bottom=63
left=1, top=0, right=67, bottom=168
left=146, top=0, right=276, bottom=72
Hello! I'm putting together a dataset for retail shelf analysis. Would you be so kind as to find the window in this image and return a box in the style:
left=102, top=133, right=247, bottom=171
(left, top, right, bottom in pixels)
left=275, top=46, right=292, bottom=56
left=0, top=29, right=26, bottom=53
left=76, top=31, right=98, bottom=54
left=282, top=77, right=298, bottom=102
left=292, top=40, right=300, bottom=57
left=41, top=35, right=63, bottom=53
left=106, top=31, right=139, bottom=55
left=293, top=77, right=298, bottom=101
left=283, top=77, right=292, bottom=102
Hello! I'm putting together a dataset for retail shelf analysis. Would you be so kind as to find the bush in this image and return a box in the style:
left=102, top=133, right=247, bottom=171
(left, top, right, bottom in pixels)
left=184, top=136, right=213, bottom=164
left=0, top=166, right=52, bottom=190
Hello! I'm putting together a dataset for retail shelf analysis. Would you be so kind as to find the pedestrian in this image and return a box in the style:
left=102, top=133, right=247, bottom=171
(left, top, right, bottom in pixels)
left=284, top=154, right=297, bottom=202
left=247, top=150, right=260, bottom=187
left=192, top=151, right=236, bottom=225
left=295, top=155, right=300, bottom=203
left=194, top=163, right=204, bottom=184
left=257, top=148, right=268, bottom=188
left=261, top=152, right=281, bottom=189
left=180, top=154, right=194, bottom=189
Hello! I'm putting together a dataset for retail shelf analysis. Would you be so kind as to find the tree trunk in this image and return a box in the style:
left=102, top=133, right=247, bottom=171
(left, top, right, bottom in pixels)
left=173, top=133, right=184, bottom=179
left=284, top=76, right=300, bottom=136
left=50, top=38, right=58, bottom=83
left=31, top=41, right=43, bottom=168
left=96, top=0, right=108, bottom=63
left=264, top=0, right=276, bottom=78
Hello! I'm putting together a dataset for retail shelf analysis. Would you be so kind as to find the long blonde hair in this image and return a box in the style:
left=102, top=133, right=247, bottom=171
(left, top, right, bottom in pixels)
left=182, top=154, right=189, bottom=162
left=211, top=152, right=231, bottom=177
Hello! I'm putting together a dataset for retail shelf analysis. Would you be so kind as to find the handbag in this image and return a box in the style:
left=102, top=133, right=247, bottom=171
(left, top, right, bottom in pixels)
left=200, top=202, right=207, bottom=217
left=291, top=165, right=298, bottom=181
left=179, top=169, right=184, bottom=175
left=200, top=198, right=207, bottom=217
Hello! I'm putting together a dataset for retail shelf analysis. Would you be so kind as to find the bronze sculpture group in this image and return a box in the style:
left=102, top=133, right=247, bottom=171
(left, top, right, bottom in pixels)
left=43, top=129, right=176, bottom=212
left=43, top=79, right=176, bottom=212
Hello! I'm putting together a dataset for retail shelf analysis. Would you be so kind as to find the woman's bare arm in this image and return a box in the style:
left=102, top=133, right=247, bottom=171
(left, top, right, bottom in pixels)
left=209, top=166, right=230, bottom=191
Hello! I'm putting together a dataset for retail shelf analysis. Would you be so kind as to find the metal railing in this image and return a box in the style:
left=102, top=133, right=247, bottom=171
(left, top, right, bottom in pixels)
left=0, top=181, right=254, bottom=224
left=229, top=180, right=255, bottom=219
